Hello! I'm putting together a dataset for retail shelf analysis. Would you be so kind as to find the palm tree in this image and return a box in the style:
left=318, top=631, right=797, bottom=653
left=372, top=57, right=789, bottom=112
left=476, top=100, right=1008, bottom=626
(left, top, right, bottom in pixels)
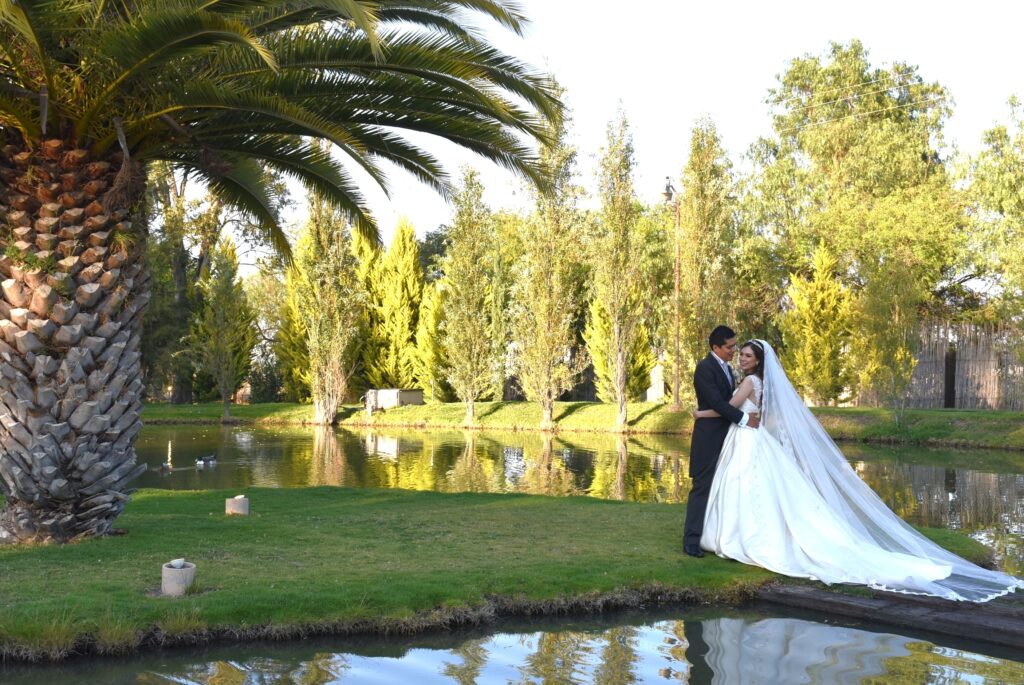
left=0, top=0, right=560, bottom=543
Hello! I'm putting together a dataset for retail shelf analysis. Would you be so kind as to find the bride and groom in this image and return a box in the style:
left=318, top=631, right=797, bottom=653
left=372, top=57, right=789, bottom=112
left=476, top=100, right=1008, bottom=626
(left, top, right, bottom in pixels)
left=682, top=325, right=1022, bottom=602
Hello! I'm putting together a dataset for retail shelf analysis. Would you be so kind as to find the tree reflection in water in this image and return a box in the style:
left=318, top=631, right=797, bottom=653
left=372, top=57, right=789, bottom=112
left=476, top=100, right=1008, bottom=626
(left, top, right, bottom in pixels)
left=22, top=613, right=1023, bottom=684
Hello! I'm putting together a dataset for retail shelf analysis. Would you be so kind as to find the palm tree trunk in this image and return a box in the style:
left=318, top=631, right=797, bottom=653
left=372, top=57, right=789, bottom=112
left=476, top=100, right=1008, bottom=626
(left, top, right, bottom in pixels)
left=0, top=142, right=149, bottom=543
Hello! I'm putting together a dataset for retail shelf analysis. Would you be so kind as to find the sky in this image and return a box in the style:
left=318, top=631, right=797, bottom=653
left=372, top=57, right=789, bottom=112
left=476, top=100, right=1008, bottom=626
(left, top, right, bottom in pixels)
left=284, top=0, right=1024, bottom=249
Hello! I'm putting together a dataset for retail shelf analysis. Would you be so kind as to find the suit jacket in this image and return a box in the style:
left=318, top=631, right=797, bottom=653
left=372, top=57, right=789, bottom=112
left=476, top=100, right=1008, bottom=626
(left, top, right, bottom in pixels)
left=694, top=353, right=744, bottom=425
left=689, top=353, right=745, bottom=475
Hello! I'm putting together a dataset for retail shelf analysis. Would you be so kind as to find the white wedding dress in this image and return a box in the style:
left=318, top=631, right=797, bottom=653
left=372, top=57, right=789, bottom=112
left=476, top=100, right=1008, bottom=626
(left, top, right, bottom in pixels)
left=699, top=341, right=1023, bottom=602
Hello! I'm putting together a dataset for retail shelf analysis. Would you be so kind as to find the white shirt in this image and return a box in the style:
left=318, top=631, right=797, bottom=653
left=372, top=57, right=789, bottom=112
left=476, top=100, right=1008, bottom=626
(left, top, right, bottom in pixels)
left=712, top=352, right=748, bottom=428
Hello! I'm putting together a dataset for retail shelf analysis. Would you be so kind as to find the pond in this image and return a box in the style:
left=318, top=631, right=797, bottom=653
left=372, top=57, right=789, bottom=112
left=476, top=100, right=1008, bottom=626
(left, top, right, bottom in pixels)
left=134, top=425, right=1024, bottom=575
left=3, top=606, right=1022, bottom=683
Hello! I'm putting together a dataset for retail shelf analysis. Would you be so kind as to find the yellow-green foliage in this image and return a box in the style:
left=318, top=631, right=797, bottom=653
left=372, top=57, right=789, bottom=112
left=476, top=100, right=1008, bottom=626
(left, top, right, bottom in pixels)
left=366, top=219, right=424, bottom=389
left=585, top=299, right=656, bottom=403
left=780, top=244, right=854, bottom=406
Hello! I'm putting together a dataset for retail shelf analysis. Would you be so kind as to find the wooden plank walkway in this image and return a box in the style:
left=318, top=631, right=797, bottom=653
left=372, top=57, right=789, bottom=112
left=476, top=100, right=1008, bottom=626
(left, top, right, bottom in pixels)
left=756, top=584, right=1024, bottom=650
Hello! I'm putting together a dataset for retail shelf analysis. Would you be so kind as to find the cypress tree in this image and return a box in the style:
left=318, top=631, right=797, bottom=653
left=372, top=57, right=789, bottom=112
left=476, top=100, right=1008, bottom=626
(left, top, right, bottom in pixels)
left=274, top=278, right=311, bottom=402
left=413, top=281, right=452, bottom=402
left=584, top=299, right=656, bottom=404
left=780, top=244, right=854, bottom=406
left=367, top=219, right=424, bottom=388
left=188, top=237, right=257, bottom=420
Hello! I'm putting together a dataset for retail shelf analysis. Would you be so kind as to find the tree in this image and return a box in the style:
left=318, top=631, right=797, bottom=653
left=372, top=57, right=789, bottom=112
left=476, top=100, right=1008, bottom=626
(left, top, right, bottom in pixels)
left=584, top=299, right=656, bottom=403
left=413, top=281, right=451, bottom=402
left=274, top=284, right=311, bottom=403
left=487, top=212, right=520, bottom=400
left=366, top=219, right=423, bottom=389
left=966, top=98, right=1024, bottom=308
left=290, top=198, right=365, bottom=425
left=0, top=1, right=559, bottom=542
left=513, top=103, right=587, bottom=428
left=188, top=238, right=256, bottom=420
left=779, top=244, right=854, bottom=405
left=442, top=169, right=498, bottom=425
left=670, top=119, right=737, bottom=401
left=589, top=112, right=652, bottom=430
left=744, top=41, right=966, bottom=405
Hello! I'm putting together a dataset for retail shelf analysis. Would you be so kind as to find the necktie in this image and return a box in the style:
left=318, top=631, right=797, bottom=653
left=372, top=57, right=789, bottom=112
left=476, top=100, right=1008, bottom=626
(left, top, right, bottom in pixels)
left=719, top=359, right=732, bottom=388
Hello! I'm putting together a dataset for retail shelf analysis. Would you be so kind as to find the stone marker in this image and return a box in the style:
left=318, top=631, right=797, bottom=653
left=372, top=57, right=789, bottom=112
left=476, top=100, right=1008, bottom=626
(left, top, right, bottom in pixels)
left=225, top=494, right=249, bottom=516
left=161, top=559, right=196, bottom=597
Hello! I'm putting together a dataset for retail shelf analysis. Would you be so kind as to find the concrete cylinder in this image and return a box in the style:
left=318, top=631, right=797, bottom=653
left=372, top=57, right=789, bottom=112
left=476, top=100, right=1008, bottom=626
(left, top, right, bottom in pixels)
left=161, top=561, right=196, bottom=597
left=225, top=496, right=249, bottom=516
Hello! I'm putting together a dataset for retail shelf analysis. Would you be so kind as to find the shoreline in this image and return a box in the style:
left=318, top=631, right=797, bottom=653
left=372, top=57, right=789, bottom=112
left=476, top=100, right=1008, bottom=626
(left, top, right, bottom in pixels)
left=6, top=581, right=1024, bottom=663
left=140, top=401, right=1024, bottom=452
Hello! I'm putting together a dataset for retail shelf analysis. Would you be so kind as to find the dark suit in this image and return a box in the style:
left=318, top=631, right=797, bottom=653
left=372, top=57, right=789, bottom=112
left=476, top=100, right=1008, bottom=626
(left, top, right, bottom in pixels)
left=683, top=353, right=746, bottom=548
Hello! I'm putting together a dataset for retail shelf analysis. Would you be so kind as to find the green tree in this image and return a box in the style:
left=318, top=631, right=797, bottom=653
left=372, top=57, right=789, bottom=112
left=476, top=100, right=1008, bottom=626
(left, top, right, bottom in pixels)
left=668, top=119, right=737, bottom=402
left=745, top=40, right=966, bottom=407
left=487, top=211, right=520, bottom=399
left=275, top=283, right=311, bottom=403
left=366, top=219, right=423, bottom=388
left=513, top=102, right=587, bottom=428
left=851, top=256, right=923, bottom=423
left=966, top=98, right=1024, bottom=307
left=779, top=244, right=854, bottom=405
left=290, top=198, right=366, bottom=425
left=584, top=299, right=656, bottom=403
left=188, top=238, right=257, bottom=420
left=589, top=112, right=655, bottom=429
left=413, top=281, right=452, bottom=402
left=442, top=169, right=498, bottom=425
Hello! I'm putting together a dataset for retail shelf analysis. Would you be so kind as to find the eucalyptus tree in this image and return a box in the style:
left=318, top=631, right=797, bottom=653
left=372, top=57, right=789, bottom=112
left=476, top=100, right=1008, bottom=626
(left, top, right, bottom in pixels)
left=0, top=0, right=559, bottom=542
left=745, top=40, right=963, bottom=407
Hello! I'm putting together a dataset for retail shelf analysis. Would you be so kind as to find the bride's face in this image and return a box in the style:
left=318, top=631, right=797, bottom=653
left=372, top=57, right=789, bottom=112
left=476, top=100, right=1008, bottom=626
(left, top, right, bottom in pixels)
left=738, top=346, right=757, bottom=373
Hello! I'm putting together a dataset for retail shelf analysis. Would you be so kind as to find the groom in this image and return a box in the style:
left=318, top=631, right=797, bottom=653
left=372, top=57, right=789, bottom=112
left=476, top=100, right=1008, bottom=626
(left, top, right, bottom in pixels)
left=683, top=325, right=760, bottom=557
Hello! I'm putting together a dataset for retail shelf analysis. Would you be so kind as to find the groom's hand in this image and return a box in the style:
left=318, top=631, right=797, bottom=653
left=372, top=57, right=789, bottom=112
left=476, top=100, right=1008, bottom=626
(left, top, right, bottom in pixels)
left=747, top=414, right=760, bottom=429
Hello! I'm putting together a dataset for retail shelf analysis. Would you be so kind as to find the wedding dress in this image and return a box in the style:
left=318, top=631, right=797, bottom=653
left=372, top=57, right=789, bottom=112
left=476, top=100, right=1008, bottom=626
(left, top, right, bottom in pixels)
left=700, top=341, right=1023, bottom=602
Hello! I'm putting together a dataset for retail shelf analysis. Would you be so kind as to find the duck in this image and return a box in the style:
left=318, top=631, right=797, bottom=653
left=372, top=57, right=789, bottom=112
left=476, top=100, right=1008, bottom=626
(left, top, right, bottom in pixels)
left=195, top=454, right=217, bottom=468
left=157, top=461, right=172, bottom=473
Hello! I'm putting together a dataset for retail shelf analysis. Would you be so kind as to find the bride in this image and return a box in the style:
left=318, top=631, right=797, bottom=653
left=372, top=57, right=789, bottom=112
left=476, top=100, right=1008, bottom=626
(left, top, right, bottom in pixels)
left=692, top=339, right=1022, bottom=602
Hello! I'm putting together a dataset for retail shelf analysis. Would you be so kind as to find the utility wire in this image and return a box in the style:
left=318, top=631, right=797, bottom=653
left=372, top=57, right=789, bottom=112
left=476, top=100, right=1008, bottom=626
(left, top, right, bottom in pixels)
left=783, top=81, right=916, bottom=114
left=770, top=75, right=897, bottom=107
left=778, top=95, right=944, bottom=135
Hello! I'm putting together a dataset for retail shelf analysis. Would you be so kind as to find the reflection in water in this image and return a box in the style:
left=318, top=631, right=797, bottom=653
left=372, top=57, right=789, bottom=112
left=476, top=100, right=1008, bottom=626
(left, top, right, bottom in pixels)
left=5, top=612, right=1023, bottom=684
left=134, top=426, right=1024, bottom=574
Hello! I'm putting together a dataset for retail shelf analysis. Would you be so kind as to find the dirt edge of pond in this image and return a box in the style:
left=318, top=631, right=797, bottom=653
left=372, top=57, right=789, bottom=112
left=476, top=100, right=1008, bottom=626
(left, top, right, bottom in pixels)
left=0, top=583, right=747, bottom=663
left=6, top=580, right=1024, bottom=664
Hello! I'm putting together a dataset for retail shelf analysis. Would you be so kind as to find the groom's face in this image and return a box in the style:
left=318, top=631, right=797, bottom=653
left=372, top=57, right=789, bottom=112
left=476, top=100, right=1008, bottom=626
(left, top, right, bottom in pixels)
left=712, top=337, right=738, bottom=362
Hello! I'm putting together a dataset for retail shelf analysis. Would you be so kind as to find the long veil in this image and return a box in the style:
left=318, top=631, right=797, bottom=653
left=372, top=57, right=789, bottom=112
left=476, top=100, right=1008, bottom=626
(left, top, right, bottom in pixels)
left=756, top=339, right=1023, bottom=602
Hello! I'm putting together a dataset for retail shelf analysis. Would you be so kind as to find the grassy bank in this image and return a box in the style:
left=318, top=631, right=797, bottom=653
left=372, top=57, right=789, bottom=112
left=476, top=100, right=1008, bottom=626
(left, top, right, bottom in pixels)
left=0, top=487, right=990, bottom=661
left=143, top=401, right=1024, bottom=450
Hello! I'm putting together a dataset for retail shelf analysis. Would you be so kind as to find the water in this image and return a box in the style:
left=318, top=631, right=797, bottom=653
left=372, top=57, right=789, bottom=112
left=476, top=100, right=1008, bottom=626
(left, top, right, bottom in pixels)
left=3, top=607, right=1022, bottom=684
left=134, top=425, right=1024, bottom=575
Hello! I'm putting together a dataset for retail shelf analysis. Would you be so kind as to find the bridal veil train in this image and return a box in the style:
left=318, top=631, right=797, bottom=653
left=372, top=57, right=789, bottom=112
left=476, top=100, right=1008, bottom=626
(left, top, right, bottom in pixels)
left=701, top=340, right=1023, bottom=602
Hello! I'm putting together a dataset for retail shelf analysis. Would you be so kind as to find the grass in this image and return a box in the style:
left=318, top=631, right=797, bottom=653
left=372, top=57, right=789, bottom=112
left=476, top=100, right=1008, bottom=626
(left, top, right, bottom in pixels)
left=0, top=487, right=993, bottom=661
left=143, top=401, right=1024, bottom=450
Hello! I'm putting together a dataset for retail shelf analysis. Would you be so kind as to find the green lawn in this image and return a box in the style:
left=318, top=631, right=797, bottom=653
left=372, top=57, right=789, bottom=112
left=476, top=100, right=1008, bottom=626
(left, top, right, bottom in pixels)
left=142, top=401, right=1024, bottom=450
left=0, top=487, right=990, bottom=661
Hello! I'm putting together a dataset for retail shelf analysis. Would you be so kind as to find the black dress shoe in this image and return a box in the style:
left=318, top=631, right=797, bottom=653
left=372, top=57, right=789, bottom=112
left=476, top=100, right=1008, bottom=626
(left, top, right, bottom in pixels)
left=684, top=545, right=705, bottom=558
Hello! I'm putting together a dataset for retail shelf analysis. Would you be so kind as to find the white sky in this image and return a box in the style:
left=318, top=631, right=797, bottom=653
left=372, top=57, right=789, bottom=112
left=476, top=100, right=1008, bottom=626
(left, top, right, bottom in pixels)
left=284, top=0, right=1024, bottom=249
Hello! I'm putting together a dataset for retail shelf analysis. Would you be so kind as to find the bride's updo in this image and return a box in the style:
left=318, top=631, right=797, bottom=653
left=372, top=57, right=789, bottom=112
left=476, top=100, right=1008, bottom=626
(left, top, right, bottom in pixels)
left=742, top=340, right=765, bottom=379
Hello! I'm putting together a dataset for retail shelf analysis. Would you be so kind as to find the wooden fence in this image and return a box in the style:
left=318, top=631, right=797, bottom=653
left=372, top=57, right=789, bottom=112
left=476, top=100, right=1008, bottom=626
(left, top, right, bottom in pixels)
left=904, top=321, right=1024, bottom=411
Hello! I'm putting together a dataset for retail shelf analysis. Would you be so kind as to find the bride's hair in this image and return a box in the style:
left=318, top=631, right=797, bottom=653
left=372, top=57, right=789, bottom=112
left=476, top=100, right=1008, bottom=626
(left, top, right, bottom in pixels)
left=742, top=340, right=765, bottom=379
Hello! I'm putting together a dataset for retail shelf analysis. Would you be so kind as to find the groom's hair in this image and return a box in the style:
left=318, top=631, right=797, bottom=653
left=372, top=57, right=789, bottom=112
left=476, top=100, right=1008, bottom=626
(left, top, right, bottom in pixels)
left=708, top=325, right=736, bottom=349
